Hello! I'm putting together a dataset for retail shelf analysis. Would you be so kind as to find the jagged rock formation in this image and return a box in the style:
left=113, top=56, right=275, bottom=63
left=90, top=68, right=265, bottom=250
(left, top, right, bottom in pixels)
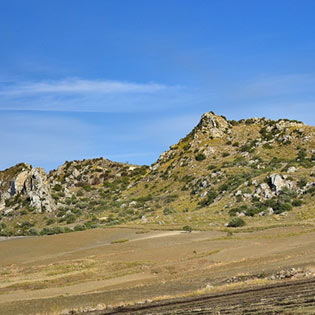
left=0, top=164, right=55, bottom=213
left=0, top=111, right=314, bottom=236
left=196, top=112, right=229, bottom=138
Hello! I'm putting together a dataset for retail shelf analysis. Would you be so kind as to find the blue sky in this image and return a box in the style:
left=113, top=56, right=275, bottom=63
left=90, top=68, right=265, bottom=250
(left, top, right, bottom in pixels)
left=1, top=0, right=315, bottom=171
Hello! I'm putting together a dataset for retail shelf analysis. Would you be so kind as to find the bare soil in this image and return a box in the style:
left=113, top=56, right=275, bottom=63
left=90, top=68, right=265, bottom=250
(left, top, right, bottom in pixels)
left=1, top=225, right=315, bottom=314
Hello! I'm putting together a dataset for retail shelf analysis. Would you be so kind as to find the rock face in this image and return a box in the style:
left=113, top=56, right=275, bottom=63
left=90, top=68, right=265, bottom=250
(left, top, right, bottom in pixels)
left=197, top=112, right=229, bottom=138
left=0, top=165, right=55, bottom=213
left=268, top=174, right=294, bottom=194
left=22, top=168, right=56, bottom=213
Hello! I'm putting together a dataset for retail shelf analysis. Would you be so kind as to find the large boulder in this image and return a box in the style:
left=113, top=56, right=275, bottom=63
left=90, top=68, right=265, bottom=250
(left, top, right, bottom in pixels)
left=268, top=174, right=294, bottom=194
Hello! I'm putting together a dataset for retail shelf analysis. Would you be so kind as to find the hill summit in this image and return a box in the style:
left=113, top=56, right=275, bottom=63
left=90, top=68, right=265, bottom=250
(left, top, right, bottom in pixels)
left=0, top=112, right=314, bottom=236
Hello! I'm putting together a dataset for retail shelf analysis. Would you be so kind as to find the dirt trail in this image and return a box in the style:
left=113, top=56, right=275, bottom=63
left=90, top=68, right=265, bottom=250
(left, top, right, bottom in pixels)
left=129, top=231, right=184, bottom=242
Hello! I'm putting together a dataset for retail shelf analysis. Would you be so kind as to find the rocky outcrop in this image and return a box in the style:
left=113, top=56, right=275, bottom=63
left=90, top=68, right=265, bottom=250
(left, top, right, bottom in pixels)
left=268, top=174, right=294, bottom=194
left=196, top=112, right=229, bottom=138
left=275, top=120, right=304, bottom=130
left=255, top=183, right=273, bottom=199
left=0, top=165, right=55, bottom=213
left=22, top=168, right=55, bottom=213
left=151, top=112, right=227, bottom=171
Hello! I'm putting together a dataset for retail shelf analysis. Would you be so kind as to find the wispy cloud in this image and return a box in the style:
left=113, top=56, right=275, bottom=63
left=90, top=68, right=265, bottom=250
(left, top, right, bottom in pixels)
left=0, top=78, right=169, bottom=96
left=0, top=78, right=189, bottom=113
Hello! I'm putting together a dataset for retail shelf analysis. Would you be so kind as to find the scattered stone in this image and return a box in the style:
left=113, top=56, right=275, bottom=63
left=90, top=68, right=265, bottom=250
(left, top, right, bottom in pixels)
left=287, top=166, right=297, bottom=173
left=141, top=215, right=147, bottom=223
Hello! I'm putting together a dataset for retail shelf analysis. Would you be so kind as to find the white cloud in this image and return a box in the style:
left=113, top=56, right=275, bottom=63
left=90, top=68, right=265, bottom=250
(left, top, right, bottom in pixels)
left=0, top=78, right=169, bottom=96
left=0, top=78, right=189, bottom=113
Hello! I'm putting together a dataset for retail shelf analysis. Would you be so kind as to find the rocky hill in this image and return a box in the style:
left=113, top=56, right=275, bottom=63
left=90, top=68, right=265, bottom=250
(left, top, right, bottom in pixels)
left=0, top=112, right=314, bottom=236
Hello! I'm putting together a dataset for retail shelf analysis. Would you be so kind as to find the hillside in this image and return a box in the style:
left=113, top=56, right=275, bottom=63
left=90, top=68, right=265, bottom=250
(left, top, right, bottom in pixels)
left=0, top=112, right=314, bottom=236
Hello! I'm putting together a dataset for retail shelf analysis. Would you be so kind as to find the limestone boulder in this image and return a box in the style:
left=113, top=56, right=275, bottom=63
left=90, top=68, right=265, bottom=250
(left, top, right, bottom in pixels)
left=268, top=174, right=294, bottom=194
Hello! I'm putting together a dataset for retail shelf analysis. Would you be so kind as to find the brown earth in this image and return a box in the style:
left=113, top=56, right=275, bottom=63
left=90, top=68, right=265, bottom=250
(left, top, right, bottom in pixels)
left=1, top=225, right=315, bottom=314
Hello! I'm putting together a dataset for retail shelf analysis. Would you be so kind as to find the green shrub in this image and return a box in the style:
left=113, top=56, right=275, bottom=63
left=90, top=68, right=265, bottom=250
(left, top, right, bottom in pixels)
left=28, top=228, right=39, bottom=236
left=228, top=205, right=248, bottom=217
left=63, top=227, right=73, bottom=233
left=74, top=224, right=86, bottom=231
left=207, top=165, right=216, bottom=170
left=198, top=190, right=217, bottom=207
left=297, top=148, right=307, bottom=161
left=0, top=222, right=7, bottom=230
left=229, top=120, right=238, bottom=126
left=46, top=218, right=55, bottom=225
left=292, top=199, right=303, bottom=207
left=183, top=144, right=191, bottom=151
left=297, top=177, right=307, bottom=188
left=245, top=207, right=261, bottom=217
left=263, top=143, right=273, bottom=149
left=183, top=225, right=192, bottom=233
left=83, top=185, right=92, bottom=192
left=195, top=153, right=206, bottom=161
left=228, top=217, right=246, bottom=227
left=53, top=184, right=62, bottom=192
left=5, top=198, right=15, bottom=207
left=240, top=144, right=255, bottom=153
left=66, top=215, right=76, bottom=224
left=40, top=226, right=64, bottom=235
left=76, top=190, right=84, bottom=197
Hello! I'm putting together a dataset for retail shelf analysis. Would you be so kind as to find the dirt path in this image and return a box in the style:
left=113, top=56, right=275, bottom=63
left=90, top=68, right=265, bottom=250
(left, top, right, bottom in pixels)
left=129, top=231, right=184, bottom=242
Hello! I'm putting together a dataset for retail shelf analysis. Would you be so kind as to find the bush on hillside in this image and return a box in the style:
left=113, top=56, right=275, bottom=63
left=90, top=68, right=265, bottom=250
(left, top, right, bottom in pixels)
left=227, top=217, right=246, bottom=228
left=195, top=153, right=206, bottom=161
